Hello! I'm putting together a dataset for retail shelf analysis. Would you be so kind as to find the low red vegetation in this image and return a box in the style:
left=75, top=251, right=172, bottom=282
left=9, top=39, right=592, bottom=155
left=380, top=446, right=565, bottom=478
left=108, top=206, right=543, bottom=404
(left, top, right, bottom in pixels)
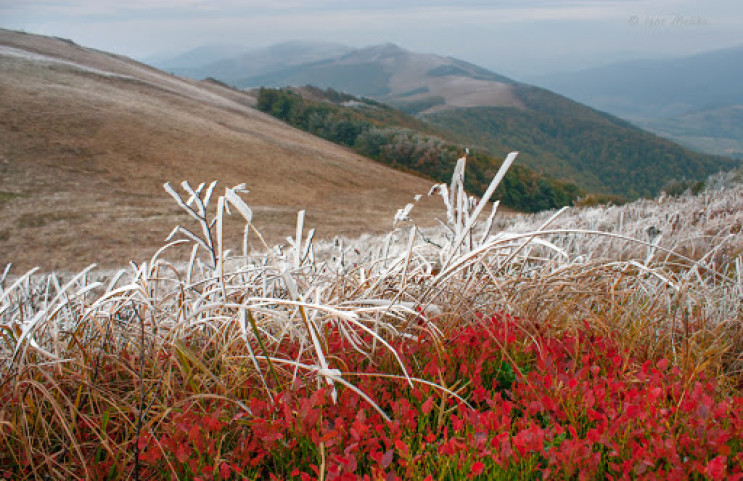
left=4, top=314, right=742, bottom=479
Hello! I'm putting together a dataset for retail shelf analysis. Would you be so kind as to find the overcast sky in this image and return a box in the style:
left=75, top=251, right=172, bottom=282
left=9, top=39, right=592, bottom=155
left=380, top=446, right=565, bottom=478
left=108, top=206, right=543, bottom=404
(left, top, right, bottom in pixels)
left=2, top=0, right=742, bottom=78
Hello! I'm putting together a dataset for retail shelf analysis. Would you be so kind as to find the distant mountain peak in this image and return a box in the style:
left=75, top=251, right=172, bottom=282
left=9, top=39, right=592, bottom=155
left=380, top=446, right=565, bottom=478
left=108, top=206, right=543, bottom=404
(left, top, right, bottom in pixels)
left=346, top=43, right=409, bottom=61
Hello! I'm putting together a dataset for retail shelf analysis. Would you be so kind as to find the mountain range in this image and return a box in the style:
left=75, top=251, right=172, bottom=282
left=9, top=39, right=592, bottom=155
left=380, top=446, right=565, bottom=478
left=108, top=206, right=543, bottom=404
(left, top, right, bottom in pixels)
left=531, top=45, right=743, bottom=158
left=3, top=30, right=740, bottom=269
left=0, top=29, right=442, bottom=271
left=159, top=41, right=739, bottom=198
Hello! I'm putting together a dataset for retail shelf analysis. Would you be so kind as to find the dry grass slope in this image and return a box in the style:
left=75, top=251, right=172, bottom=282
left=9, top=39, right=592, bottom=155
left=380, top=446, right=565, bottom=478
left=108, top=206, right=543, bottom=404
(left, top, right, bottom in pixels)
left=0, top=29, right=441, bottom=272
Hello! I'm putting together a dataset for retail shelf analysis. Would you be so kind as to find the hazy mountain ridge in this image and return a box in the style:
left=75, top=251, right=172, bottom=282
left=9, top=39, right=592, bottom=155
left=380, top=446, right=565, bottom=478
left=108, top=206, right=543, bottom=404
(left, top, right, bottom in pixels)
left=154, top=41, right=354, bottom=86
left=534, top=45, right=743, bottom=118
left=533, top=45, right=743, bottom=157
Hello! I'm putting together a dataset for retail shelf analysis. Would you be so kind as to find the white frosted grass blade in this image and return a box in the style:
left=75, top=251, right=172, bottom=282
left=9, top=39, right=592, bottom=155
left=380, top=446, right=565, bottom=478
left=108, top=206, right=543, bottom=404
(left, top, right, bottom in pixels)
left=165, top=226, right=180, bottom=242
left=184, top=182, right=204, bottom=208
left=11, top=309, right=47, bottom=362
left=479, top=200, right=501, bottom=245
left=498, top=205, right=569, bottom=268
left=628, top=261, right=681, bottom=292
left=398, top=227, right=417, bottom=291
left=449, top=157, right=465, bottom=211
left=0, top=263, right=11, bottom=288
left=525, top=238, right=569, bottom=260
left=394, top=203, right=415, bottom=227
left=185, top=182, right=205, bottom=209
left=301, top=304, right=336, bottom=402
left=429, top=183, right=456, bottom=228
left=187, top=244, right=199, bottom=286
left=302, top=228, right=316, bottom=265
left=171, top=226, right=210, bottom=253
left=203, top=181, right=218, bottom=207
left=332, top=315, right=413, bottom=387
left=181, top=181, right=205, bottom=216
left=87, top=283, right=150, bottom=311
left=152, top=239, right=189, bottom=263
left=224, top=187, right=253, bottom=223
left=644, top=235, right=663, bottom=266
left=281, top=267, right=301, bottom=302
left=382, top=232, right=393, bottom=267
left=238, top=298, right=360, bottom=325
left=294, top=210, right=305, bottom=268
left=46, top=264, right=97, bottom=310
left=163, top=183, right=202, bottom=223
left=105, top=269, right=127, bottom=293
left=74, top=282, right=103, bottom=299
left=0, top=267, right=40, bottom=309
left=215, top=196, right=225, bottom=276
left=239, top=309, right=273, bottom=401
left=348, top=372, right=473, bottom=410
left=446, top=152, right=518, bottom=264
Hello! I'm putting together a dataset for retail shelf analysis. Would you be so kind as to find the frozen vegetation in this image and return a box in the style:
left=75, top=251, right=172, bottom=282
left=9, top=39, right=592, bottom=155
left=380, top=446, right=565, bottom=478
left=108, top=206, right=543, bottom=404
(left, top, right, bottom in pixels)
left=1, top=153, right=741, bottom=478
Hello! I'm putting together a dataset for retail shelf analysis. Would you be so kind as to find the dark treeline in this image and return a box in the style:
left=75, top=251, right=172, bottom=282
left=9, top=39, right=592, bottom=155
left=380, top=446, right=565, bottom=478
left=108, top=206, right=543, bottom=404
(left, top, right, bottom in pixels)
left=257, top=87, right=580, bottom=212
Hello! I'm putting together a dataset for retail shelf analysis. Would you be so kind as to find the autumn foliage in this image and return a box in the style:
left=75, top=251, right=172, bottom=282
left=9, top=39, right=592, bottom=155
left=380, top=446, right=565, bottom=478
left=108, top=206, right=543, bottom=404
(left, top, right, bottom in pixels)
left=5, top=313, right=740, bottom=480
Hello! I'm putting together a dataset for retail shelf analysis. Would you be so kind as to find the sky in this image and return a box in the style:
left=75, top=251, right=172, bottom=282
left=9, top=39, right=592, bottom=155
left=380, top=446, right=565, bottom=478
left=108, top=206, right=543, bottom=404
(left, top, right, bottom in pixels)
left=2, top=0, right=742, bottom=78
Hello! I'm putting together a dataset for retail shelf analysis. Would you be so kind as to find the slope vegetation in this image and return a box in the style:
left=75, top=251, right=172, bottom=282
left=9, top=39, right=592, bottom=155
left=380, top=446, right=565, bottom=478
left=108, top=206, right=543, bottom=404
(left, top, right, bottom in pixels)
left=425, top=85, right=739, bottom=198
left=256, top=86, right=580, bottom=211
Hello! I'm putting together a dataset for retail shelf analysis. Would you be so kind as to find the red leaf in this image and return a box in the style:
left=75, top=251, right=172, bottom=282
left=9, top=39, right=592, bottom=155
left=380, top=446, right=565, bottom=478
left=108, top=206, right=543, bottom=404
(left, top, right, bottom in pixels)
left=421, top=396, right=434, bottom=415
left=381, top=449, right=394, bottom=468
left=395, top=438, right=409, bottom=457
left=137, top=435, right=149, bottom=450
left=471, top=461, right=485, bottom=476
left=175, top=444, right=188, bottom=463
left=220, top=462, right=232, bottom=479
left=705, top=456, right=727, bottom=480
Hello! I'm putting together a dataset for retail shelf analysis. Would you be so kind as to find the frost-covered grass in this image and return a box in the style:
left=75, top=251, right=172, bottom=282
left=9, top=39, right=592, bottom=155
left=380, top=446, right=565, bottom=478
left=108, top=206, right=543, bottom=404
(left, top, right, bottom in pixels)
left=1, top=153, right=741, bottom=479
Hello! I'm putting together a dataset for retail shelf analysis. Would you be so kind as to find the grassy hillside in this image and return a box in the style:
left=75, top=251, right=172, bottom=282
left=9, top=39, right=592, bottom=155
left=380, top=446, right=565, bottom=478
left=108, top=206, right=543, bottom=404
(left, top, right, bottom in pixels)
left=0, top=29, right=444, bottom=271
left=257, top=86, right=581, bottom=212
left=425, top=85, right=739, bottom=198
